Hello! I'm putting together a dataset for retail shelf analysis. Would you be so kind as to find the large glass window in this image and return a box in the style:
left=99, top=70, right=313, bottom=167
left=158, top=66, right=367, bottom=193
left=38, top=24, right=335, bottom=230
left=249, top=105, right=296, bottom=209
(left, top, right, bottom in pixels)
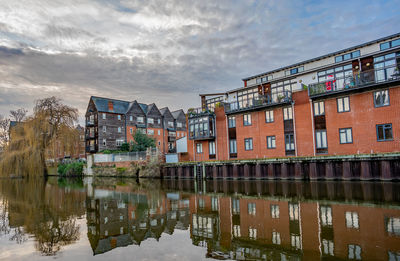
left=339, top=128, right=353, bottom=144
left=374, top=52, right=399, bottom=82
left=313, top=101, right=325, bottom=116
left=380, top=39, right=400, bottom=50
left=335, top=50, right=360, bottom=63
left=243, top=114, right=252, bottom=126
left=229, top=139, right=237, bottom=154
left=283, top=107, right=293, bottom=120
left=337, top=97, right=350, bottom=112
left=267, top=136, right=276, bottom=149
left=318, top=64, right=352, bottom=90
left=376, top=124, right=393, bottom=141
left=244, top=138, right=253, bottom=151
left=289, top=203, right=299, bottom=221
left=137, top=116, right=144, bottom=123
left=374, top=90, right=390, bottom=107
left=189, top=116, right=213, bottom=138
left=237, top=88, right=260, bottom=109
left=271, top=79, right=296, bottom=101
left=316, top=130, right=328, bottom=149
left=205, top=96, right=224, bottom=111
left=285, top=134, right=295, bottom=151
left=265, top=110, right=274, bottom=123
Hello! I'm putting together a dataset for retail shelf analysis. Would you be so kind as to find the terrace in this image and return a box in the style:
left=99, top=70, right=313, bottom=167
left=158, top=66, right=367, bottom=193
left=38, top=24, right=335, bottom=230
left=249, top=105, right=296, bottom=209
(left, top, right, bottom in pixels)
left=308, top=66, right=400, bottom=98
left=225, top=90, right=292, bottom=115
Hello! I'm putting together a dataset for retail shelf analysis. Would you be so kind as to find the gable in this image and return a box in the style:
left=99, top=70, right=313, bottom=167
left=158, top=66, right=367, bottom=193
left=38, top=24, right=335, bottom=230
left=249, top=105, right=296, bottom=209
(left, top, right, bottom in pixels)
left=127, top=101, right=145, bottom=116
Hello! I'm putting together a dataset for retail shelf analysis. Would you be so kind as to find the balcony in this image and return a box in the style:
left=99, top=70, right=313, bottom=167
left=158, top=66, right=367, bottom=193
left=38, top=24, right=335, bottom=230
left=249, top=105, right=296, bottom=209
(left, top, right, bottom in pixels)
left=188, top=112, right=216, bottom=140
left=225, top=90, right=292, bottom=115
left=86, top=146, right=96, bottom=153
left=86, top=120, right=95, bottom=127
left=86, top=132, right=96, bottom=139
left=308, top=66, right=400, bottom=98
left=188, top=107, right=215, bottom=119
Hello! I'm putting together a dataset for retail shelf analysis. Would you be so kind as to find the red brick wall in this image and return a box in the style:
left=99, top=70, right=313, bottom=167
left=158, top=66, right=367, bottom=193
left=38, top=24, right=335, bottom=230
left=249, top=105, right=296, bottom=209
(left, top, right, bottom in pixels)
left=293, top=90, right=315, bottom=156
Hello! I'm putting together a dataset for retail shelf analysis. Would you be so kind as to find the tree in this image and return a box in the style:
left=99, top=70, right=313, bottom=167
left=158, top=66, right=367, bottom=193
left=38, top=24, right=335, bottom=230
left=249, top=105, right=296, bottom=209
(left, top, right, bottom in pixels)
left=9, top=108, right=27, bottom=122
left=130, top=131, right=156, bottom=152
left=120, top=142, right=130, bottom=152
left=0, top=115, right=9, bottom=149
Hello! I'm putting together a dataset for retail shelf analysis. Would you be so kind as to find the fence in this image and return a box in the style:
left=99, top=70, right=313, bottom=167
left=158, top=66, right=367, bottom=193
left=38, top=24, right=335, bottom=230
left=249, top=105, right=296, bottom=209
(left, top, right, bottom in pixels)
left=94, top=148, right=158, bottom=163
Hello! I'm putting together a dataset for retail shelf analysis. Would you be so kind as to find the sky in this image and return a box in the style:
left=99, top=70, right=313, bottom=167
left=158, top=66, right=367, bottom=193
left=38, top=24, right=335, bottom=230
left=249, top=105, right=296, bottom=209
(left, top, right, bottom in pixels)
left=0, top=0, right=399, bottom=122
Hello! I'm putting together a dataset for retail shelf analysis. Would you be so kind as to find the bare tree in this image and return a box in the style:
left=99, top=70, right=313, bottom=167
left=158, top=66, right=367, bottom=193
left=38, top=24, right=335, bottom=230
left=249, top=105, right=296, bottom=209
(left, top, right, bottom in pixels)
left=0, top=115, right=10, bottom=149
left=9, top=108, right=27, bottom=122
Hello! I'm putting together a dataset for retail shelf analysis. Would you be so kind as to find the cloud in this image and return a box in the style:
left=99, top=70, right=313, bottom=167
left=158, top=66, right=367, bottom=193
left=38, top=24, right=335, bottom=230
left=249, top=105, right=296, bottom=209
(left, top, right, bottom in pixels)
left=0, top=0, right=399, bottom=123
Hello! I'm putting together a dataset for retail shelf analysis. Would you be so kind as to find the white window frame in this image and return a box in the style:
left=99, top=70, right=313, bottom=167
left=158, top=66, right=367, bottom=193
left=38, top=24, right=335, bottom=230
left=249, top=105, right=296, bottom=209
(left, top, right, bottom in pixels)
left=177, top=122, right=183, bottom=128
left=271, top=205, right=280, bottom=218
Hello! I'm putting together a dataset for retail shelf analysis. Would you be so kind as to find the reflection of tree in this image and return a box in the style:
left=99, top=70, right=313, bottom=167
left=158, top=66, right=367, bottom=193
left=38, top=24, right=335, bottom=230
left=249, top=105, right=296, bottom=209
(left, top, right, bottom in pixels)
left=0, top=178, right=85, bottom=255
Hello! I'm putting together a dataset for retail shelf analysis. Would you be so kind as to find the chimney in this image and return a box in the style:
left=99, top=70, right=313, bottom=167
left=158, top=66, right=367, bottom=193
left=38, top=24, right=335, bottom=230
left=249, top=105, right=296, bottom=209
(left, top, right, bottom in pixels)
left=108, top=101, right=114, bottom=111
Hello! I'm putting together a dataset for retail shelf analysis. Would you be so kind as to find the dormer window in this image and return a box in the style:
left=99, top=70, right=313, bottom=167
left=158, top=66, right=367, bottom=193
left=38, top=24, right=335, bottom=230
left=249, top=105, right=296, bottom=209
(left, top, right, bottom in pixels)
left=108, top=101, right=114, bottom=111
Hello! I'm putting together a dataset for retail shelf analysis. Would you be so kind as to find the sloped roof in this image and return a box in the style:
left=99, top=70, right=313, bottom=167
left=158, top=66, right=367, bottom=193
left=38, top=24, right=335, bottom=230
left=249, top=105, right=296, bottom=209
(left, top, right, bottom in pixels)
left=138, top=103, right=148, bottom=114
left=146, top=103, right=161, bottom=115
left=159, top=107, right=170, bottom=116
left=91, top=96, right=130, bottom=114
left=171, top=109, right=184, bottom=119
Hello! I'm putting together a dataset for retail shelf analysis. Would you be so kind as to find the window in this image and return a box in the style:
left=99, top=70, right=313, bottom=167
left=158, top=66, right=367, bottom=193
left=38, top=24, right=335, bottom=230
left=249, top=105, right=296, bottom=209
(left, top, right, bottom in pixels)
left=386, top=217, right=400, bottom=236
left=177, top=122, right=182, bottom=128
left=118, top=115, right=121, bottom=120
left=196, top=143, right=203, bottom=153
left=118, top=127, right=121, bottom=133
left=147, top=129, right=154, bottom=135
left=289, top=203, right=299, bottom=221
left=348, top=244, right=362, bottom=260
left=388, top=251, right=400, bottom=261
left=158, top=130, right=161, bottom=135
left=380, top=39, right=400, bottom=50
left=130, top=128, right=133, bottom=134
left=339, top=128, right=353, bottom=144
left=374, top=53, right=398, bottom=82
left=318, top=64, right=352, bottom=89
left=316, top=130, right=327, bottom=149
left=337, top=97, right=350, bottom=112
left=272, top=231, right=281, bottom=245
left=243, top=114, right=252, bottom=126
left=198, top=198, right=205, bottom=209
left=232, top=199, right=240, bottom=215
left=233, top=225, right=241, bottom=237
left=374, top=90, right=390, bottom=107
left=229, top=139, right=237, bottom=154
left=228, top=116, right=236, bottom=128
left=137, top=116, right=144, bottom=123
left=320, top=206, right=333, bottom=226
left=116, top=139, right=124, bottom=146
left=102, top=113, right=106, bottom=120
left=168, top=121, right=174, bottom=128
left=267, top=136, right=276, bottom=149
left=335, top=50, right=360, bottom=63
left=158, top=119, right=161, bottom=124
left=313, top=101, right=325, bottom=116
left=249, top=228, right=257, bottom=240
left=285, top=66, right=303, bottom=75
left=271, top=205, right=280, bottom=218
left=283, top=107, right=293, bottom=120
left=103, top=126, right=106, bottom=133
left=237, top=88, right=260, bottom=109
left=271, top=79, right=296, bottom=101
left=209, top=141, right=216, bottom=155
left=129, top=115, right=133, bottom=121
left=248, top=203, right=256, bottom=215
left=212, top=197, right=218, bottom=211
left=291, top=235, right=301, bottom=250
left=102, top=139, right=106, bottom=146
left=244, top=138, right=253, bottom=151
left=377, top=124, right=393, bottom=141
left=345, top=211, right=359, bottom=229
left=285, top=134, right=295, bottom=151
left=265, top=110, right=274, bottom=123
left=322, top=239, right=334, bottom=256
left=256, top=75, right=271, bottom=84
left=148, top=118, right=154, bottom=124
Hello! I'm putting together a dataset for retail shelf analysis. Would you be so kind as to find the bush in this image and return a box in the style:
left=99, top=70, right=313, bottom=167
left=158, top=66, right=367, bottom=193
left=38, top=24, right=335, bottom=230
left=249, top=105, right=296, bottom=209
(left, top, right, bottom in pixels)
left=57, top=162, right=85, bottom=176
left=116, top=167, right=127, bottom=174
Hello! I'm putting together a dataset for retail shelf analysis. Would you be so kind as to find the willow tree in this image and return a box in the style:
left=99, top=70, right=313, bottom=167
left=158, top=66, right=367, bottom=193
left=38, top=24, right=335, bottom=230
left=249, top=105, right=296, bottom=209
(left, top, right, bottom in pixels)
left=0, top=97, right=78, bottom=177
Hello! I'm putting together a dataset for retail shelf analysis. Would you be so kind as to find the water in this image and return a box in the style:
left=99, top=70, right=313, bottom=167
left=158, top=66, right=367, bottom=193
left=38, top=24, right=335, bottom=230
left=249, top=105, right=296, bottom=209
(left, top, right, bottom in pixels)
left=0, top=177, right=399, bottom=261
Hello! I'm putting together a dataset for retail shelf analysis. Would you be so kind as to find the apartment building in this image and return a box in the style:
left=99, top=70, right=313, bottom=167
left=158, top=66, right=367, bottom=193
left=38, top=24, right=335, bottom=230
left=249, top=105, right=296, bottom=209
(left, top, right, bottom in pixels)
left=188, top=33, right=400, bottom=161
left=85, top=96, right=186, bottom=154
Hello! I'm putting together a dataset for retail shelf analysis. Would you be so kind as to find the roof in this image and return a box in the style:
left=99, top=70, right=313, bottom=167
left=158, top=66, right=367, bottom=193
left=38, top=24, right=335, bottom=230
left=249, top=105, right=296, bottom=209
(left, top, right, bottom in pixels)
left=243, top=32, right=400, bottom=81
left=139, top=103, right=148, bottom=114
left=171, top=109, right=184, bottom=119
left=159, top=107, right=170, bottom=116
left=146, top=103, right=160, bottom=115
left=91, top=96, right=130, bottom=114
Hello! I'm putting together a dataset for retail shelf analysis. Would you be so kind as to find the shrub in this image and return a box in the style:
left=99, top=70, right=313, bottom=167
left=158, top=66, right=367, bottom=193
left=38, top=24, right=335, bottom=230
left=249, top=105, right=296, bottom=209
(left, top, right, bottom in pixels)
left=116, top=167, right=127, bottom=174
left=57, top=162, right=85, bottom=176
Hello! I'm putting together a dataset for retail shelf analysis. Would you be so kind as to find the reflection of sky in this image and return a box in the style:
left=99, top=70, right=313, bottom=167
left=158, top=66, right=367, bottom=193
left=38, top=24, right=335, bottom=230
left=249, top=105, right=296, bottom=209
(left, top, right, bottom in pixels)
left=0, top=0, right=400, bottom=123
left=0, top=217, right=209, bottom=261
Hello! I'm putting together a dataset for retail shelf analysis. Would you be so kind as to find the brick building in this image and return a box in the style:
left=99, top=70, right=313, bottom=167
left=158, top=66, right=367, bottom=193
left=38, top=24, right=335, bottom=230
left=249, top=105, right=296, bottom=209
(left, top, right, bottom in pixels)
left=85, top=96, right=186, bottom=154
left=188, top=33, right=400, bottom=161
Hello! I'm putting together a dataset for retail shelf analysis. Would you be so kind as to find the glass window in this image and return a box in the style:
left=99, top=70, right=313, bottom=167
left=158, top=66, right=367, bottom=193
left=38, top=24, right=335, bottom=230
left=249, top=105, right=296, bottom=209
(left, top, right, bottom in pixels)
left=289, top=203, right=299, bottom=221
left=313, top=101, right=325, bottom=116
left=337, top=97, right=350, bottom=112
left=271, top=205, right=280, bottom=218
left=320, top=206, right=332, bottom=226
left=118, top=127, right=121, bottom=133
left=335, top=56, right=343, bottom=63
left=348, top=244, right=362, bottom=260
left=267, top=136, right=276, bottom=149
left=233, top=225, right=241, bottom=237
left=316, top=130, right=328, bottom=149
left=232, top=199, right=240, bottom=214
left=322, top=239, right=334, bottom=256
left=147, top=129, right=154, bottom=135
left=374, top=90, right=390, bottom=107
left=228, top=116, right=236, bottom=128
left=129, top=115, right=133, bottom=121
left=229, top=139, right=237, bottom=154
left=137, top=116, right=144, bottom=123
left=339, top=128, right=353, bottom=144
left=345, top=211, right=359, bottom=229
left=380, top=42, right=390, bottom=50
left=118, top=115, right=121, bottom=120
left=290, top=68, right=298, bottom=74
left=352, top=50, right=360, bottom=58
left=285, top=133, right=295, bottom=151
left=102, top=113, right=106, bottom=120
left=168, top=121, right=174, bottom=128
left=209, top=141, right=216, bottom=155
left=244, top=114, right=252, bottom=126
left=392, top=39, right=400, bottom=47
left=177, top=122, right=182, bottom=128
left=103, top=126, right=106, bottom=132
left=158, top=130, right=160, bottom=135
left=376, top=124, right=393, bottom=141
left=248, top=203, right=256, bottom=215
left=343, top=53, right=351, bottom=60
left=265, top=110, right=274, bottom=123
left=283, top=107, right=293, bottom=120
left=130, top=128, right=133, bottom=134
left=386, top=217, right=400, bottom=236
left=148, top=118, right=154, bottom=124
left=244, top=138, right=253, bottom=151
left=272, top=231, right=281, bottom=245
left=196, top=143, right=203, bottom=153
left=249, top=228, right=257, bottom=240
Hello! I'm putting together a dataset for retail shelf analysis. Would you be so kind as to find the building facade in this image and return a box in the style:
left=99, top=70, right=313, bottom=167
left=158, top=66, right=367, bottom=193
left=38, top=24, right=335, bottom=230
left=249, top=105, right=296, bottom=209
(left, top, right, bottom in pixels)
left=188, top=33, right=400, bottom=161
left=85, top=96, right=187, bottom=154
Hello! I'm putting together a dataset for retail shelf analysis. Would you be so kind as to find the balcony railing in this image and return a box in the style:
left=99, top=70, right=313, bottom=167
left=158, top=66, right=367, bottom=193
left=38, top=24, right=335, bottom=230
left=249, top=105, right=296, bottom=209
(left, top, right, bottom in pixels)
left=225, top=90, right=292, bottom=114
left=188, top=107, right=215, bottom=118
left=86, top=146, right=96, bottom=152
left=86, top=120, right=95, bottom=126
left=308, top=66, right=400, bottom=97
